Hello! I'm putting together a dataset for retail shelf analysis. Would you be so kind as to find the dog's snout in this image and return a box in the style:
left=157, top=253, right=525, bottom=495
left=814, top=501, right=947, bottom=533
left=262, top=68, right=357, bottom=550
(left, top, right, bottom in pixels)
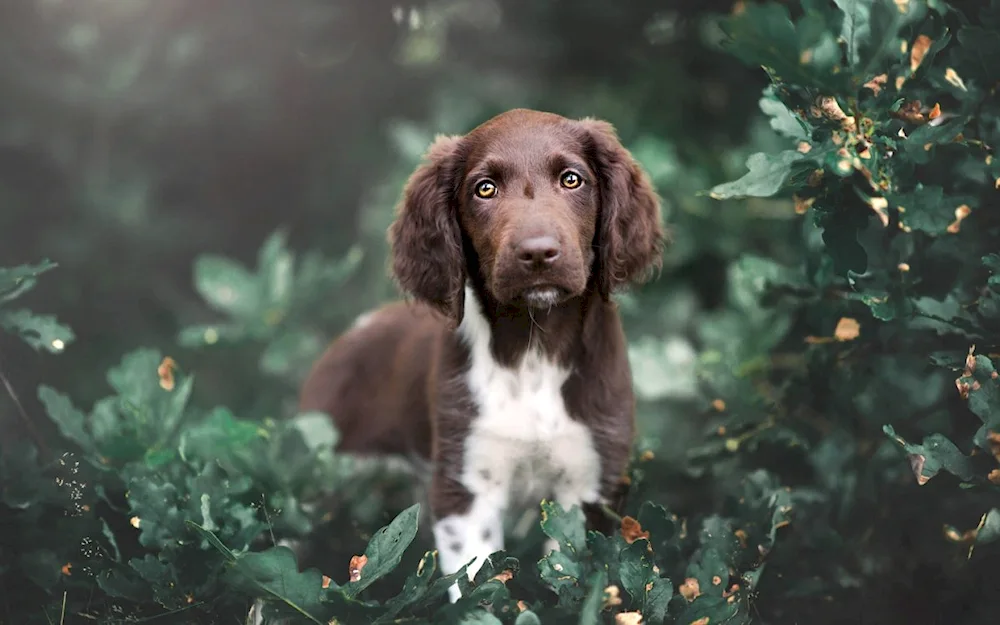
left=516, top=236, right=561, bottom=269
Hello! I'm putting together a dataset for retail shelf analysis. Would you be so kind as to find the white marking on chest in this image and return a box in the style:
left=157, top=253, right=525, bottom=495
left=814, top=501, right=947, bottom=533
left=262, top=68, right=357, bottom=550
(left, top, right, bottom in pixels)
left=433, top=286, right=603, bottom=602
left=456, top=286, right=602, bottom=508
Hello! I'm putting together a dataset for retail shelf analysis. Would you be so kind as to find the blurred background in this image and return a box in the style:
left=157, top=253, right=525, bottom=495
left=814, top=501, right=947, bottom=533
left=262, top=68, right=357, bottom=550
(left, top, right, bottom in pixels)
left=0, top=0, right=791, bottom=436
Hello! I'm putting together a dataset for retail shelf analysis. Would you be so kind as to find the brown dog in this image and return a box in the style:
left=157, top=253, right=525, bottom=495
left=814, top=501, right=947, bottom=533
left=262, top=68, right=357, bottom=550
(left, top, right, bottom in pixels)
left=299, top=108, right=664, bottom=601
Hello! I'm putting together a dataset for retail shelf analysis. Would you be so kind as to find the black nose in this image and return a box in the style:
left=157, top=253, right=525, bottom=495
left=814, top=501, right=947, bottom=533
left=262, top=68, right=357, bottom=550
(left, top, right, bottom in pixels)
left=516, top=236, right=561, bottom=269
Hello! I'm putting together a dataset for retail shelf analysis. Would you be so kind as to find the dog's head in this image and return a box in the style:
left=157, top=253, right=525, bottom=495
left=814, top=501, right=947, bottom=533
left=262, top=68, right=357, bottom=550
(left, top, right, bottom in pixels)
left=388, top=108, right=664, bottom=324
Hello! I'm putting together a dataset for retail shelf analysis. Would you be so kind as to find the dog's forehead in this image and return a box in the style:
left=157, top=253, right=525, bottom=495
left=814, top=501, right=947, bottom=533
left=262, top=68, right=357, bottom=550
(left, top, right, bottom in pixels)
left=465, top=117, right=582, bottom=169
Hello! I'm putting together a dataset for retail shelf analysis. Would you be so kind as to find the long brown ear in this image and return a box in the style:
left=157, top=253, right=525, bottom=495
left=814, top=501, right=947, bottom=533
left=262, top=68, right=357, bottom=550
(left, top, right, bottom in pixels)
left=579, top=118, right=666, bottom=300
left=387, top=134, right=467, bottom=323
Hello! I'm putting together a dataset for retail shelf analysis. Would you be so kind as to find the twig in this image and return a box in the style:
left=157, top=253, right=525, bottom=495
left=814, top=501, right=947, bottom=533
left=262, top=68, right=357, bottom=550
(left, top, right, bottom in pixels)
left=0, top=347, right=49, bottom=457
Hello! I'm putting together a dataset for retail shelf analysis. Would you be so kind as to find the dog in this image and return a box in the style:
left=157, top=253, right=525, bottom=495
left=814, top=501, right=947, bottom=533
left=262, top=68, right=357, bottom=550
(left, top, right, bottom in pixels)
left=298, top=108, right=665, bottom=602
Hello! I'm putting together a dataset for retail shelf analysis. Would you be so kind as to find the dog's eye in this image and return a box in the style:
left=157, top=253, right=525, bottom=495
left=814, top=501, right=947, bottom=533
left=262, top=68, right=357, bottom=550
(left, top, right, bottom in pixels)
left=559, top=171, right=583, bottom=189
left=474, top=180, right=498, bottom=199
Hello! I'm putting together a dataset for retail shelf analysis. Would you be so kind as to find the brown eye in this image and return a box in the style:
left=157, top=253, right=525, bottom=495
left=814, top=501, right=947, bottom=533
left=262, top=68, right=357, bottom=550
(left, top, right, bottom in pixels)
left=560, top=170, right=582, bottom=189
left=475, top=180, right=498, bottom=199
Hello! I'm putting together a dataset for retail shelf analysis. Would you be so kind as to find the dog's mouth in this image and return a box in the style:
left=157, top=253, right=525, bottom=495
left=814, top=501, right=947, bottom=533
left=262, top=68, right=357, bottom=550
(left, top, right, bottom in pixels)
left=519, top=285, right=565, bottom=308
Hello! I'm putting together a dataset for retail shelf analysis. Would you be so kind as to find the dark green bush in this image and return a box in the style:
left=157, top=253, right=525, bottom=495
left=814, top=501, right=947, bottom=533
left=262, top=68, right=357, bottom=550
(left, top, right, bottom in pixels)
left=3, top=0, right=1000, bottom=623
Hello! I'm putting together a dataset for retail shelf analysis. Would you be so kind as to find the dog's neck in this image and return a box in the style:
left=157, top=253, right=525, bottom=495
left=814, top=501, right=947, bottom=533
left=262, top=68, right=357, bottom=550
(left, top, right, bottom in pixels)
left=458, top=282, right=600, bottom=368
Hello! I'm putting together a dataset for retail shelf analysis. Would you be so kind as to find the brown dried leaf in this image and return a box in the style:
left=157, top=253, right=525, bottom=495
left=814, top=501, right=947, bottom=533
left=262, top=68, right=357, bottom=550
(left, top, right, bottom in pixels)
left=864, top=74, right=888, bottom=96
left=947, top=205, right=971, bottom=233
left=892, top=100, right=925, bottom=124
left=491, top=570, right=514, bottom=584
left=349, top=554, right=368, bottom=583
left=621, top=516, right=651, bottom=544
left=928, top=103, right=942, bottom=120
left=909, top=454, right=930, bottom=485
left=616, top=612, right=644, bottom=625
left=834, top=318, right=860, bottom=341
left=157, top=357, right=177, bottom=391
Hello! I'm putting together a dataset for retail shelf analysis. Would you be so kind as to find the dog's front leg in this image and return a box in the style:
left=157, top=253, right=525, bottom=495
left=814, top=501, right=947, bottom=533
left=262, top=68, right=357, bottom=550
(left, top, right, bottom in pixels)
left=430, top=453, right=507, bottom=603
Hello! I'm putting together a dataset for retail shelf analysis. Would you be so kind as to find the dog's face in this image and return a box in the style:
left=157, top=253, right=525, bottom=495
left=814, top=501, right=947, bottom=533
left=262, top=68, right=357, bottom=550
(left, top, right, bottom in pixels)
left=389, top=108, right=664, bottom=323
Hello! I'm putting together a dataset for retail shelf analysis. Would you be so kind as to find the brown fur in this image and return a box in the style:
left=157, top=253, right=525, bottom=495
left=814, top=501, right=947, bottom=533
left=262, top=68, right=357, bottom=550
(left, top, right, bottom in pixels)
left=299, top=108, right=664, bottom=530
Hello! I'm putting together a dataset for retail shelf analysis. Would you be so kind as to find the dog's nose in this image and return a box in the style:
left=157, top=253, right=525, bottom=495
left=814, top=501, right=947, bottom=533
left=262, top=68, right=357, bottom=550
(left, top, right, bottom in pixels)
left=516, top=236, right=561, bottom=269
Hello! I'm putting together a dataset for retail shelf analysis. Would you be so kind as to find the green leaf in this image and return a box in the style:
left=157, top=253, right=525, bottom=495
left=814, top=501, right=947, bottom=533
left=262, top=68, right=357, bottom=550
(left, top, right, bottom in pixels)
left=577, top=571, right=608, bottom=625
left=257, top=229, right=295, bottom=309
left=193, top=255, right=261, bottom=319
left=974, top=509, right=1000, bottom=549
left=38, top=385, right=96, bottom=453
left=708, top=151, right=807, bottom=200
left=188, top=523, right=326, bottom=625
left=0, top=260, right=57, bottom=303
left=540, top=500, right=588, bottom=555
left=719, top=3, right=845, bottom=90
left=883, top=425, right=977, bottom=484
left=833, top=0, right=872, bottom=65
left=515, top=610, right=542, bottom=625
left=0, top=309, right=74, bottom=353
left=760, top=91, right=809, bottom=140
left=343, top=503, right=421, bottom=597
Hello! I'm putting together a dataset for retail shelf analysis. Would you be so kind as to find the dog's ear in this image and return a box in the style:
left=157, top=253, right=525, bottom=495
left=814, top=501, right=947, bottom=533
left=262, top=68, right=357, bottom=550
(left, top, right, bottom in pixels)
left=388, top=134, right=468, bottom=324
left=579, top=118, right=666, bottom=300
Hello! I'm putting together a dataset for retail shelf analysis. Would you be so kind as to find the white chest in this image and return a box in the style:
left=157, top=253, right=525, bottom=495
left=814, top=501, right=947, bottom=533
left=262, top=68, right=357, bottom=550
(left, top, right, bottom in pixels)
left=455, top=288, right=602, bottom=509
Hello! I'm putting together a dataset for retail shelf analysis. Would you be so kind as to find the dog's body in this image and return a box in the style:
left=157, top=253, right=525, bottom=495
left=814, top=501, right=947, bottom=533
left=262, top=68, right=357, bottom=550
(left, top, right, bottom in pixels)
left=299, top=109, right=664, bottom=601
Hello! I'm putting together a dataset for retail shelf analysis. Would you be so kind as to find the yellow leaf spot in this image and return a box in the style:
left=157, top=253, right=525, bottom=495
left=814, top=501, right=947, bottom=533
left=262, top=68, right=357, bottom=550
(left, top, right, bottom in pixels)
left=711, top=398, right=727, bottom=412
left=947, top=204, right=971, bottom=233
left=800, top=49, right=813, bottom=64
left=898, top=263, right=911, bottom=272
left=204, top=327, right=219, bottom=344
left=945, top=68, right=968, bottom=91
left=51, top=339, right=65, bottom=351
left=603, top=585, right=623, bottom=609
left=910, top=35, right=932, bottom=72
left=837, top=159, right=852, bottom=174
left=640, top=449, right=655, bottom=462
left=717, top=425, right=727, bottom=436
left=130, top=516, right=141, bottom=529
left=517, top=600, right=529, bottom=612
left=834, top=317, right=860, bottom=341
left=929, top=103, right=942, bottom=120
left=895, top=75, right=906, bottom=90
left=680, top=577, right=702, bottom=602
left=734, top=528, right=748, bottom=547
left=797, top=141, right=812, bottom=154
left=61, top=563, right=72, bottom=576
left=725, top=438, right=740, bottom=452
left=186, top=594, right=195, bottom=604
left=691, top=618, right=711, bottom=625
left=322, top=575, right=332, bottom=589
left=712, top=575, right=723, bottom=586
left=867, top=196, right=889, bottom=226
left=157, top=357, right=177, bottom=391
left=894, top=0, right=910, bottom=12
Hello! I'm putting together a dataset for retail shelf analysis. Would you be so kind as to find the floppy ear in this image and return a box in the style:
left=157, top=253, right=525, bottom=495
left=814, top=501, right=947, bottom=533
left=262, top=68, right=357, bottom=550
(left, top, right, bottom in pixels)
left=387, top=134, right=468, bottom=323
left=579, top=119, right=666, bottom=300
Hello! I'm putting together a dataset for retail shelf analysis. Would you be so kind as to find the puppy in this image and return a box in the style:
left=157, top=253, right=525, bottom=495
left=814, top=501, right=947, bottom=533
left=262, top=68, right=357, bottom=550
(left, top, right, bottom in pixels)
left=299, top=108, right=664, bottom=601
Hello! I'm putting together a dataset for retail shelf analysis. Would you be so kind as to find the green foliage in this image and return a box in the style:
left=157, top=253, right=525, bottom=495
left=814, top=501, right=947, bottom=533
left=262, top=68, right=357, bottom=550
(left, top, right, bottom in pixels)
left=0, top=261, right=74, bottom=354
